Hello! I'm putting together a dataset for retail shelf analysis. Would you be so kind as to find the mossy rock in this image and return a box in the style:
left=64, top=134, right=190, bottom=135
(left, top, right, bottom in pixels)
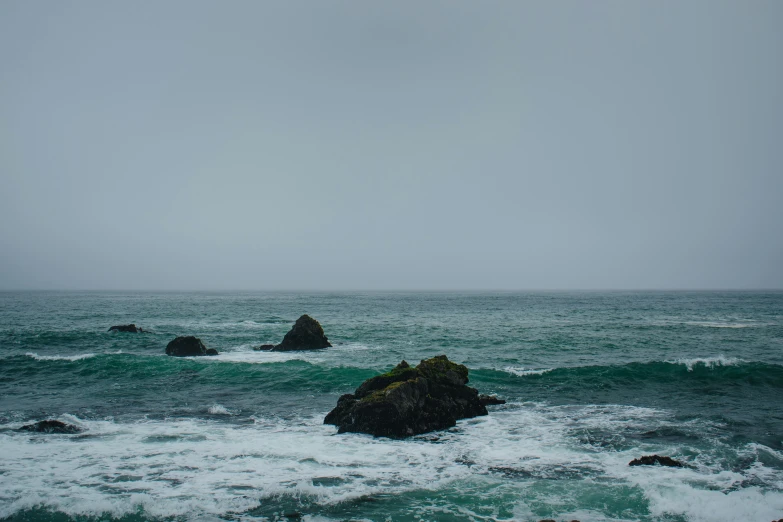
left=324, top=355, right=494, bottom=438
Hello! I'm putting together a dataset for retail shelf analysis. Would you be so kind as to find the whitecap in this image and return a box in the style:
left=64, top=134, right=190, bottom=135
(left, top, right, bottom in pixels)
left=207, top=404, right=232, bottom=415
left=24, top=352, right=97, bottom=361
left=502, top=366, right=553, bottom=376
left=685, top=321, right=758, bottom=329
left=669, top=356, right=743, bottom=371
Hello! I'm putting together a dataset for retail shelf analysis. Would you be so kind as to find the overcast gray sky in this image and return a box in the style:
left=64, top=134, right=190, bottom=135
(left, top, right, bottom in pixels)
left=1, top=1, right=781, bottom=290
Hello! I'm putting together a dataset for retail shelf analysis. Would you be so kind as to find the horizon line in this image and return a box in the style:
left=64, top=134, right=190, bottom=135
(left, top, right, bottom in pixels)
left=1, top=288, right=781, bottom=293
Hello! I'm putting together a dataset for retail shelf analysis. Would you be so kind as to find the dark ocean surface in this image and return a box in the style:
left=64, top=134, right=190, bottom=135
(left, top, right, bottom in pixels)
left=1, top=291, right=781, bottom=521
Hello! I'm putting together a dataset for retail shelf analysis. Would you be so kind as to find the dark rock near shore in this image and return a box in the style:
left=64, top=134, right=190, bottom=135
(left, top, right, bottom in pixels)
left=165, top=336, right=218, bottom=357
left=272, top=315, right=331, bottom=351
left=324, top=355, right=496, bottom=438
left=479, top=394, right=506, bottom=406
left=20, top=420, right=82, bottom=434
left=629, top=455, right=685, bottom=468
left=109, top=324, right=142, bottom=333
left=254, top=344, right=276, bottom=351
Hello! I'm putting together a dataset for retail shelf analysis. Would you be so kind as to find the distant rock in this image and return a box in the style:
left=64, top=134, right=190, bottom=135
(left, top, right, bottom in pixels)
left=324, top=355, right=498, bottom=438
left=479, top=394, right=506, bottom=406
left=20, top=420, right=82, bottom=434
left=109, top=324, right=142, bottom=333
left=165, top=336, right=218, bottom=357
left=254, top=344, right=276, bottom=351
left=629, top=455, right=685, bottom=468
left=272, top=315, right=331, bottom=351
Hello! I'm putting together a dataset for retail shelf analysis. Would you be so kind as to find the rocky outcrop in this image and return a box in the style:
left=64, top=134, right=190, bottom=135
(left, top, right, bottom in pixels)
left=109, top=324, right=143, bottom=333
left=629, top=455, right=685, bottom=468
left=324, top=356, right=500, bottom=438
left=272, top=315, right=331, bottom=351
left=20, top=420, right=82, bottom=434
left=165, top=336, right=218, bottom=357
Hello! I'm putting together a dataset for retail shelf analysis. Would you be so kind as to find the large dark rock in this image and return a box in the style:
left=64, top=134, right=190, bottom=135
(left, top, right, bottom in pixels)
left=629, top=455, right=685, bottom=468
left=20, top=420, right=82, bottom=434
left=165, top=336, right=218, bottom=357
left=109, top=324, right=142, bottom=333
left=272, top=315, right=331, bottom=351
left=324, top=355, right=497, bottom=438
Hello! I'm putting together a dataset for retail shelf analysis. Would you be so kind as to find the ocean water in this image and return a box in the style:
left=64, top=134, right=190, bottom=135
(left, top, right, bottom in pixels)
left=0, top=291, right=782, bottom=522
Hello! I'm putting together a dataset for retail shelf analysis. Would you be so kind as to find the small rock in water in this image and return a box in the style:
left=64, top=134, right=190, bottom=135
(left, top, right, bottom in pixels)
left=324, top=355, right=502, bottom=438
left=20, top=420, right=82, bottom=434
left=629, top=455, right=685, bottom=467
left=254, top=344, right=276, bottom=351
left=479, top=394, right=506, bottom=406
left=109, top=324, right=142, bottom=333
left=165, top=336, right=218, bottom=357
left=272, top=315, right=331, bottom=351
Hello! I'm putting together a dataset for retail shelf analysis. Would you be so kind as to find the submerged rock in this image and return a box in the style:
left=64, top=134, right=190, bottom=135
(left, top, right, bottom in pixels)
left=479, top=394, right=506, bottom=406
left=629, top=455, right=685, bottom=468
left=324, top=355, right=498, bottom=438
left=165, top=336, right=218, bottom=357
left=272, top=315, right=331, bottom=351
left=254, top=344, right=276, bottom=351
left=20, top=420, right=82, bottom=434
left=109, top=324, right=142, bottom=333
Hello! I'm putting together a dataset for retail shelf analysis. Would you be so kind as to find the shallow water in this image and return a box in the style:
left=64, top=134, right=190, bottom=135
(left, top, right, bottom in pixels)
left=1, top=291, right=782, bottom=521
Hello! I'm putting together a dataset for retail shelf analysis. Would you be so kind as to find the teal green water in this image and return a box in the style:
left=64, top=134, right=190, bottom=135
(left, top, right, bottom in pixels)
left=1, top=291, right=782, bottom=521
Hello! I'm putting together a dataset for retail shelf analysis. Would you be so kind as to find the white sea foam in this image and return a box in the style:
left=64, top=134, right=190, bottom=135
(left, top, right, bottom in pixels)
left=207, top=404, right=232, bottom=415
left=193, top=342, right=375, bottom=367
left=204, top=348, right=324, bottom=365
left=684, top=321, right=758, bottom=329
left=669, top=356, right=743, bottom=371
left=24, top=352, right=98, bottom=361
left=1, top=405, right=781, bottom=521
left=503, top=366, right=552, bottom=376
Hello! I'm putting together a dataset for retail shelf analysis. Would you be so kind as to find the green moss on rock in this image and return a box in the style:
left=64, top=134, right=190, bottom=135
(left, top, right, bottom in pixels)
left=324, top=355, right=497, bottom=438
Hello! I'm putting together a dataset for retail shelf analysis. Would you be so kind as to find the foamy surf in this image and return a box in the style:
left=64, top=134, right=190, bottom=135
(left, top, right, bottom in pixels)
left=2, top=404, right=782, bottom=521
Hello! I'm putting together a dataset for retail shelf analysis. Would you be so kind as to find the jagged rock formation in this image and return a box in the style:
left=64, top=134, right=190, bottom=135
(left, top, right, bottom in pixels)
left=109, top=324, right=143, bottom=333
left=20, top=420, right=82, bottom=434
left=165, top=336, right=218, bottom=357
left=629, top=455, right=685, bottom=467
left=324, top=355, right=501, bottom=438
left=272, top=315, right=331, bottom=351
